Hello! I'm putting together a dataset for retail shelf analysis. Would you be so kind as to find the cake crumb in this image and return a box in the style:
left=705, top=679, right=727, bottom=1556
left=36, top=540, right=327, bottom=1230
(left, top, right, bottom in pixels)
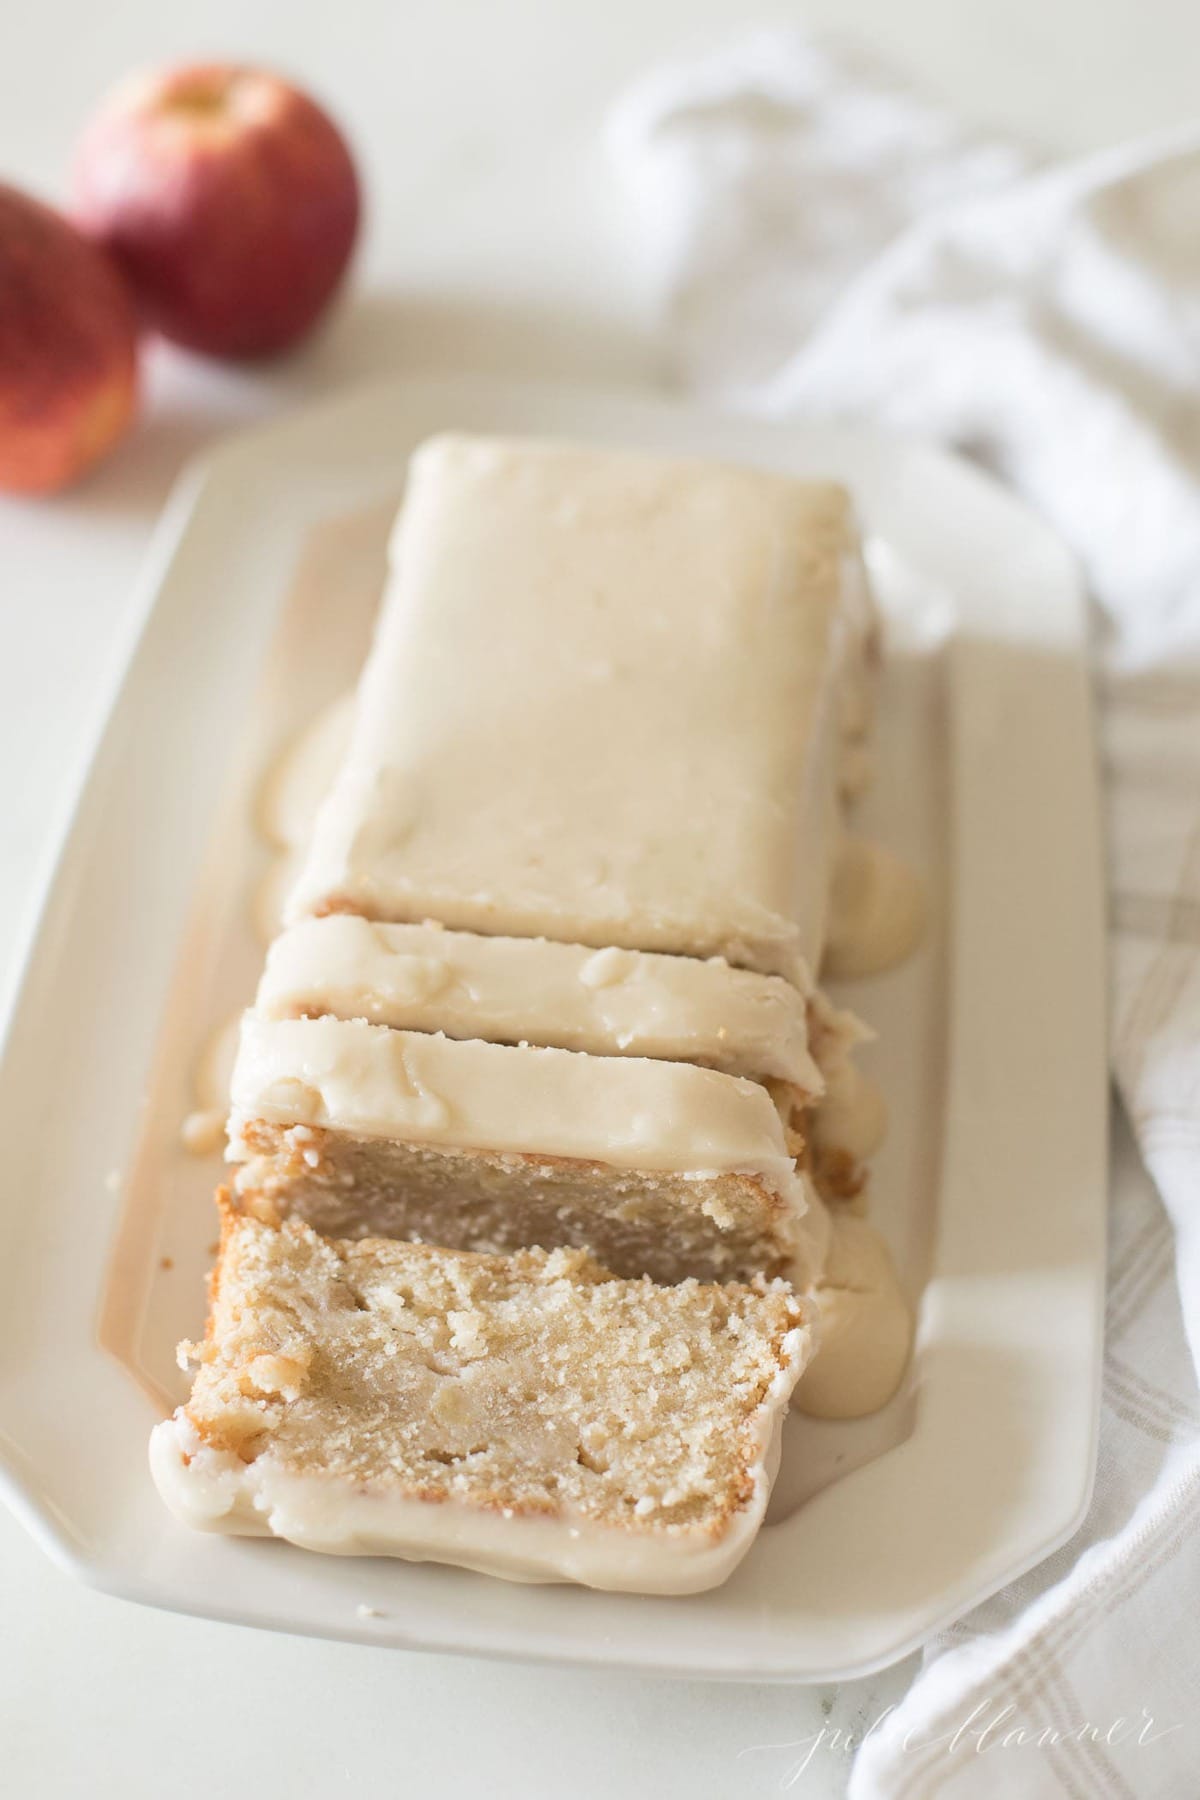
left=165, top=1209, right=816, bottom=1586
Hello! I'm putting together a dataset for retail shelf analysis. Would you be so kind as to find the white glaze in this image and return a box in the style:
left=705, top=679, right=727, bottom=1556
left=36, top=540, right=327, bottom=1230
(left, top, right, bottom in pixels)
left=256, top=693, right=356, bottom=852
left=789, top=1184, right=834, bottom=1292
left=287, top=435, right=876, bottom=980
left=256, top=915, right=820, bottom=1087
left=229, top=1014, right=809, bottom=1204
left=180, top=1015, right=242, bottom=1158
left=809, top=1058, right=888, bottom=1165
left=793, top=1214, right=912, bottom=1420
left=251, top=851, right=306, bottom=949
left=823, top=838, right=926, bottom=980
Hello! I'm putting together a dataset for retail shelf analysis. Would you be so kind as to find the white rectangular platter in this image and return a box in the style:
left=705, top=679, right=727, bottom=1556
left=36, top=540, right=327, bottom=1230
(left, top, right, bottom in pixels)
left=0, top=374, right=1106, bottom=1682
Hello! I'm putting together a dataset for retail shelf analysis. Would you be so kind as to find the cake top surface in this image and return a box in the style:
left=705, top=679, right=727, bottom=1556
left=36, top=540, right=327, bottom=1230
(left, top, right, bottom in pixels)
left=256, top=914, right=819, bottom=1089
left=180, top=1208, right=812, bottom=1534
left=286, top=433, right=870, bottom=979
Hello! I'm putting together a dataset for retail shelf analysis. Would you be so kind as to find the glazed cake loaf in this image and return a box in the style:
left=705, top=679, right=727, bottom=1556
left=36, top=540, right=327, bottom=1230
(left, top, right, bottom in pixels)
left=150, top=1204, right=815, bottom=1594
left=226, top=437, right=883, bottom=1279
left=285, top=434, right=876, bottom=983
left=228, top=1014, right=814, bottom=1285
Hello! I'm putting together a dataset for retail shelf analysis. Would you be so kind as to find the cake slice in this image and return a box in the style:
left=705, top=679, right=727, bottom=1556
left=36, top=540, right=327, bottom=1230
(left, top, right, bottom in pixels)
left=286, top=435, right=876, bottom=982
left=227, top=1014, right=813, bottom=1284
left=150, top=1203, right=815, bottom=1594
left=256, top=914, right=821, bottom=1088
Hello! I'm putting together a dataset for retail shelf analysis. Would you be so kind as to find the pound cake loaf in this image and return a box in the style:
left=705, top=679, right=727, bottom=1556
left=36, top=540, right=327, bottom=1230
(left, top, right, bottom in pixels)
left=221, top=437, right=886, bottom=1283
left=285, top=434, right=876, bottom=982
left=150, top=1202, right=815, bottom=1594
left=228, top=1014, right=814, bottom=1284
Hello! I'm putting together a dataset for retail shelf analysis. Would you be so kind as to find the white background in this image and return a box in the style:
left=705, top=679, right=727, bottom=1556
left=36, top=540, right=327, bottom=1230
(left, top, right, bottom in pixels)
left=1, top=3, right=1195, bottom=1795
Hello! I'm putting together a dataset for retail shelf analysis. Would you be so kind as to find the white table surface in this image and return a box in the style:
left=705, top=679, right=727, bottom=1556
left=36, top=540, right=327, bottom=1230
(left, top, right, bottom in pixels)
left=1, top=3, right=1193, bottom=1795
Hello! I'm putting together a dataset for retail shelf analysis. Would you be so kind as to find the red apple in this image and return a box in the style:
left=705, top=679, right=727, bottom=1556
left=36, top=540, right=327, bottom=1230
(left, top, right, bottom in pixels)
left=73, top=64, right=362, bottom=359
left=0, top=184, right=138, bottom=495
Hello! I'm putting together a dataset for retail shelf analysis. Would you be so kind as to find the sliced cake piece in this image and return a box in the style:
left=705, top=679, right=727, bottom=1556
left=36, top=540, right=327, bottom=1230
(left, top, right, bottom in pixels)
left=150, top=1204, right=815, bottom=1594
left=256, top=914, right=821, bottom=1089
left=227, top=1014, right=813, bottom=1285
left=286, top=434, right=876, bottom=982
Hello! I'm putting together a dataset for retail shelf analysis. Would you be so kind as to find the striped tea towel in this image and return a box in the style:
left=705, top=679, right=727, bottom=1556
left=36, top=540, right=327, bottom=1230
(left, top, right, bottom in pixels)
left=610, top=32, right=1200, bottom=1798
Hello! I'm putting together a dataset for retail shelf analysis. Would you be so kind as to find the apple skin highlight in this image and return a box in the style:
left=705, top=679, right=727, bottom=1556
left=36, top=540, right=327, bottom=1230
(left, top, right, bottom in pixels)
left=0, top=183, right=139, bottom=495
left=73, top=64, right=362, bottom=359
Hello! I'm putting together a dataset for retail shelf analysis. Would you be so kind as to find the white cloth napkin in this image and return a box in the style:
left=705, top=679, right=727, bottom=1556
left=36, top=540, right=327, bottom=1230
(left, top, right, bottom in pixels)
left=610, top=33, right=1200, bottom=1798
